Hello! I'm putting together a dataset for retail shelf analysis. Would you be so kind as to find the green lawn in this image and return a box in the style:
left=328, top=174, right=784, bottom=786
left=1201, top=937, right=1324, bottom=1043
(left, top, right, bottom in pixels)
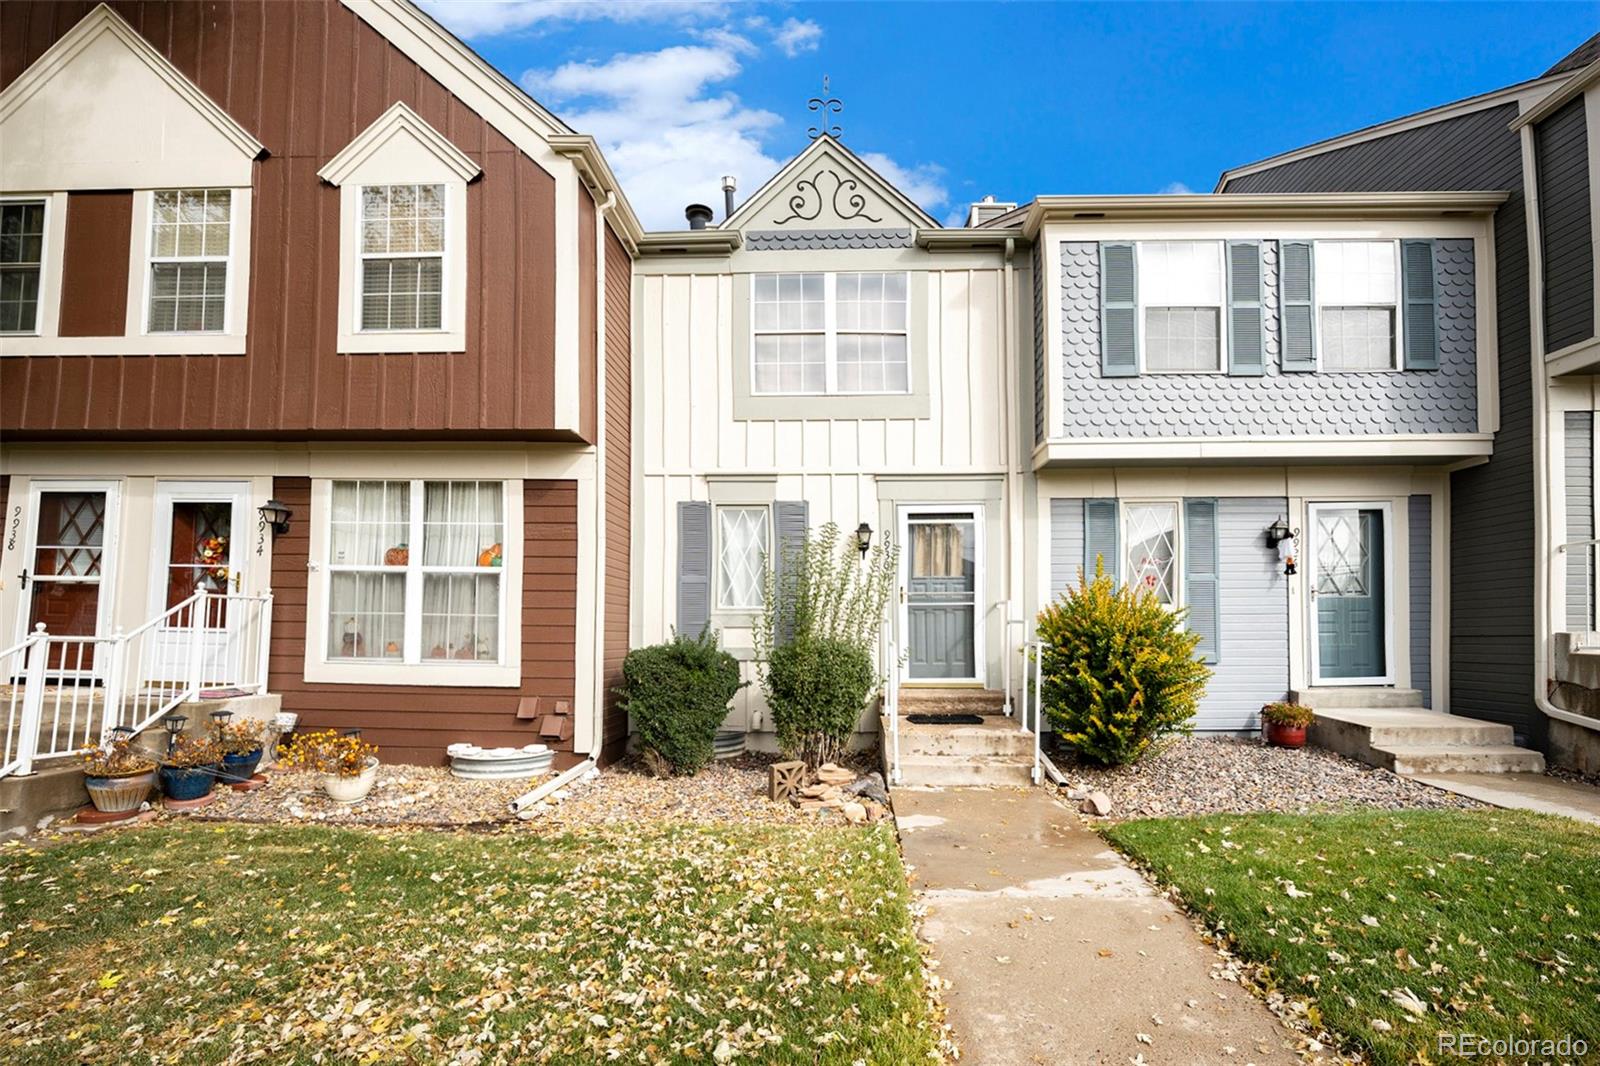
left=1106, top=810, right=1600, bottom=1066
left=0, top=822, right=941, bottom=1065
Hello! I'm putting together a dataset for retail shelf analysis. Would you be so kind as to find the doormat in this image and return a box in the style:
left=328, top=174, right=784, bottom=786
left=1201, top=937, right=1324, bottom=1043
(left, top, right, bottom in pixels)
left=906, top=713, right=984, bottom=725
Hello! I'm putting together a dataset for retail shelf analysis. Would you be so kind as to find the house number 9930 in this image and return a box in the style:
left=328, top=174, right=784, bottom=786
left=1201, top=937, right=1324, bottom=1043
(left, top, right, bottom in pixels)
left=5, top=505, right=19, bottom=553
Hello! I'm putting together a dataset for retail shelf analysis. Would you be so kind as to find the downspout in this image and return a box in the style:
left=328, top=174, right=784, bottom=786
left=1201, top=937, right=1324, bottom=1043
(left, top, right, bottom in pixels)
left=592, top=191, right=618, bottom=763
left=1002, top=236, right=1019, bottom=717
left=511, top=757, right=598, bottom=816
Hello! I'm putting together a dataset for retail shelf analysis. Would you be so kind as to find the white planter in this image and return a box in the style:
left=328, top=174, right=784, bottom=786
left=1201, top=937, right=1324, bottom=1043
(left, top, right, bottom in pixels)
left=320, top=758, right=378, bottom=804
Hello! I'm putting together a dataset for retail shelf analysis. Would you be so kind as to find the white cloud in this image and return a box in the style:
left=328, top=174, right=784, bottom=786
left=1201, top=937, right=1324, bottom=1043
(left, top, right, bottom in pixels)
left=770, top=17, right=823, bottom=57
left=859, top=152, right=950, bottom=216
left=1158, top=181, right=1195, bottom=195
left=421, top=1, right=726, bottom=40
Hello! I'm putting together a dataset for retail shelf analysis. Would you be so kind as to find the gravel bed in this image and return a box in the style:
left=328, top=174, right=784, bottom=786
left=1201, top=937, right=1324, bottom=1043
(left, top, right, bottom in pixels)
left=1056, top=736, right=1486, bottom=819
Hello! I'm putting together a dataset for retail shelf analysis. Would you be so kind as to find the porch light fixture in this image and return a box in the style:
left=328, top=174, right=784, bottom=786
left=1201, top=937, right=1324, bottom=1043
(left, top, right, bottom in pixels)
left=1265, top=517, right=1299, bottom=576
left=258, top=499, right=293, bottom=536
left=854, top=522, right=873, bottom=558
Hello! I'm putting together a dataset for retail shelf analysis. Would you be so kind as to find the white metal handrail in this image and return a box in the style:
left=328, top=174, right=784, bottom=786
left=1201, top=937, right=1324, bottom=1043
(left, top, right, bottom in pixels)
left=1556, top=538, right=1600, bottom=637
left=1019, top=637, right=1047, bottom=786
left=882, top=621, right=901, bottom=786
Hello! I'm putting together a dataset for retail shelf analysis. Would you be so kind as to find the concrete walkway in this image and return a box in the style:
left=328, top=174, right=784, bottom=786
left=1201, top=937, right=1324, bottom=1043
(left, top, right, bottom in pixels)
left=896, top=788, right=1305, bottom=1066
left=1408, top=771, right=1600, bottom=825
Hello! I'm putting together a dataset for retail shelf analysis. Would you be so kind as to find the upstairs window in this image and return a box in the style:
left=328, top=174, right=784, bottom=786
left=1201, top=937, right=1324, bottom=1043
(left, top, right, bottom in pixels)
left=1315, top=241, right=1398, bottom=371
left=147, top=189, right=230, bottom=333
left=1138, top=241, right=1223, bottom=373
left=0, top=199, right=45, bottom=334
left=752, top=271, right=909, bottom=394
left=360, top=184, right=445, bottom=332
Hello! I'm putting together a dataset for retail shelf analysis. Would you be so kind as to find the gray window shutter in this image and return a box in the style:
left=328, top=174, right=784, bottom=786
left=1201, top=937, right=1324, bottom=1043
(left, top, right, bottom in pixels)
left=1226, top=241, right=1264, bottom=376
left=1402, top=239, right=1439, bottom=370
left=1183, top=498, right=1220, bottom=664
left=1099, top=243, right=1138, bottom=377
left=1279, top=240, right=1316, bottom=372
left=772, top=500, right=809, bottom=643
left=676, top=501, right=711, bottom=638
left=1084, top=498, right=1119, bottom=582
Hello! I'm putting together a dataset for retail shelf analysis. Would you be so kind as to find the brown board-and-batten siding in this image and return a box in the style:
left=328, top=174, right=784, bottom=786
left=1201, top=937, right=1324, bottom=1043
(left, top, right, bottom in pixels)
left=600, top=225, right=632, bottom=763
left=266, top=477, right=580, bottom=767
left=0, top=0, right=567, bottom=440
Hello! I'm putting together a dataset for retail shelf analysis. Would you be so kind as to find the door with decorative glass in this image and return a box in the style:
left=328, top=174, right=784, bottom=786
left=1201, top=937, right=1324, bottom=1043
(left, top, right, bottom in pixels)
left=1307, top=503, right=1392, bottom=684
left=15, top=482, right=119, bottom=675
left=900, top=507, right=981, bottom=681
left=148, top=482, right=250, bottom=685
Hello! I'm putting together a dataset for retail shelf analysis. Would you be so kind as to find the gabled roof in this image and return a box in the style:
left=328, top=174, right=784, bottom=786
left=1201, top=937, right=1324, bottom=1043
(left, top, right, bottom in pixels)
left=1513, top=56, right=1600, bottom=131
left=318, top=101, right=481, bottom=185
left=720, top=134, right=941, bottom=232
left=1546, top=32, right=1600, bottom=77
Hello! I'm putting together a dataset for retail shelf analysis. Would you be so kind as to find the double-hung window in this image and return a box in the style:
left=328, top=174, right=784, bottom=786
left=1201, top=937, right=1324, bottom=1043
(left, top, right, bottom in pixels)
left=0, top=199, right=45, bottom=335
left=360, top=183, right=445, bottom=332
left=326, top=479, right=505, bottom=665
left=1138, top=241, right=1224, bottom=373
left=717, top=505, right=769, bottom=610
left=1123, top=501, right=1180, bottom=608
left=147, top=189, right=230, bottom=333
left=1314, top=240, right=1399, bottom=371
left=752, top=271, right=910, bottom=394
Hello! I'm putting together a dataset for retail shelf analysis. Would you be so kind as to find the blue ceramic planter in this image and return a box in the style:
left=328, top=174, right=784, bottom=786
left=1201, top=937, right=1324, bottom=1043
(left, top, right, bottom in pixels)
left=159, top=764, right=217, bottom=802
left=221, top=748, right=263, bottom=783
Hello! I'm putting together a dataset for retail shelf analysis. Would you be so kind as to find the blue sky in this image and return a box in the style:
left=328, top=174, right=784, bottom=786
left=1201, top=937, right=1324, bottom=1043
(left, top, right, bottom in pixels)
left=421, top=1, right=1597, bottom=228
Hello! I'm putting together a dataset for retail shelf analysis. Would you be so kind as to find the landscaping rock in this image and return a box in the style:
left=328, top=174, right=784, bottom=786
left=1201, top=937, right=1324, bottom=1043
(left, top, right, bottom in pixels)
left=845, top=772, right=890, bottom=806
left=841, top=801, right=867, bottom=824
left=1079, top=790, right=1113, bottom=817
left=816, top=763, right=855, bottom=786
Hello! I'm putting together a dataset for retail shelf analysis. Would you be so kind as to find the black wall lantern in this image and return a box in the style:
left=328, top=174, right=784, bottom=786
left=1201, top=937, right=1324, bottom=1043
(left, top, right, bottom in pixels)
left=1265, top=517, right=1300, bottom=576
left=258, top=499, right=293, bottom=537
left=854, top=522, right=873, bottom=558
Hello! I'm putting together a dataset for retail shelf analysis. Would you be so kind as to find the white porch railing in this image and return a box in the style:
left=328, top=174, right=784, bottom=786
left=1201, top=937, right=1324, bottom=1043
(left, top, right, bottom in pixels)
left=1019, top=637, right=1047, bottom=786
left=881, top=624, right=901, bottom=786
left=1, top=588, right=273, bottom=779
left=1557, top=537, right=1600, bottom=644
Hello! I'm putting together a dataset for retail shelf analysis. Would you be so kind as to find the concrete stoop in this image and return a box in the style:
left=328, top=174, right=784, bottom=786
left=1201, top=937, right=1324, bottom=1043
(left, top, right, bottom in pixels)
left=889, top=688, right=1034, bottom=786
left=1297, top=688, right=1546, bottom=776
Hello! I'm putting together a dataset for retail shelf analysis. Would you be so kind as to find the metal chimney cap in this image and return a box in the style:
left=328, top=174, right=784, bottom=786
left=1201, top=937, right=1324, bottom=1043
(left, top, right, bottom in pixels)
left=685, top=203, right=714, bottom=230
left=720, top=175, right=737, bottom=191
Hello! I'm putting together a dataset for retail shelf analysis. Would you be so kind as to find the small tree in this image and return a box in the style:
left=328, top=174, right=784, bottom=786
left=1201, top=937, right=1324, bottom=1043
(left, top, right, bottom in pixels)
left=1035, top=560, right=1210, bottom=766
left=754, top=522, right=897, bottom=767
left=619, top=628, right=744, bottom=776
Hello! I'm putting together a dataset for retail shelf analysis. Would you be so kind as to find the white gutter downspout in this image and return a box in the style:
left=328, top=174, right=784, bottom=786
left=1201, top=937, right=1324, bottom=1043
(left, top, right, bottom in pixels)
left=1522, top=124, right=1600, bottom=737
left=1002, top=236, right=1020, bottom=718
left=512, top=757, right=597, bottom=816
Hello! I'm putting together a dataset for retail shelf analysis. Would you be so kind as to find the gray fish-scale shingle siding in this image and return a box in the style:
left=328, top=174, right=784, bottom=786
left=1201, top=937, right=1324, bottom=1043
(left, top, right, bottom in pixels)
left=1536, top=96, right=1594, bottom=353
left=742, top=229, right=914, bottom=250
left=1056, top=240, right=1477, bottom=438
left=1566, top=411, right=1594, bottom=632
left=1409, top=494, right=1433, bottom=709
left=1224, top=101, right=1538, bottom=745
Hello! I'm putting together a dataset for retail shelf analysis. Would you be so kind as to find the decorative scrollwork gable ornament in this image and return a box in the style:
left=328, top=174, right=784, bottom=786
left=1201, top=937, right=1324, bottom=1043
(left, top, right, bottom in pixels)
left=773, top=169, right=884, bottom=225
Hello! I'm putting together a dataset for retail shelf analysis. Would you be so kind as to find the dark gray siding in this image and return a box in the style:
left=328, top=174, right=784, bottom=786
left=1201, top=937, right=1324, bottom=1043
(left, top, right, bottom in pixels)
left=1033, top=239, right=1046, bottom=444
left=1536, top=96, right=1594, bottom=353
left=1566, top=411, right=1594, bottom=631
left=1408, top=494, right=1433, bottom=709
left=1224, top=101, right=1540, bottom=745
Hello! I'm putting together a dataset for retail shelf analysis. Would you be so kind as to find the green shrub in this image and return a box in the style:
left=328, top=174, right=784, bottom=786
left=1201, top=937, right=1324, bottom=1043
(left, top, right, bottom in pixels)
left=1035, top=560, right=1210, bottom=766
left=618, top=629, right=744, bottom=776
left=753, top=522, right=898, bottom=767
left=1260, top=701, right=1314, bottom=727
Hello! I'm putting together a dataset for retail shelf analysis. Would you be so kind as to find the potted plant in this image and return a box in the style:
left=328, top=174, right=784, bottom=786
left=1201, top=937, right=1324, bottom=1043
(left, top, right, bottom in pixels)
left=1261, top=701, right=1314, bottom=749
left=279, top=729, right=380, bottom=804
left=218, top=718, right=267, bottom=784
left=159, top=734, right=223, bottom=802
left=80, top=737, right=157, bottom=815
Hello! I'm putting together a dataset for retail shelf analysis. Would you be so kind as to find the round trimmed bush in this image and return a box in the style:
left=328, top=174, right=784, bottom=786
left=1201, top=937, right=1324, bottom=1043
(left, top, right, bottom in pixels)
left=618, top=629, right=744, bottom=776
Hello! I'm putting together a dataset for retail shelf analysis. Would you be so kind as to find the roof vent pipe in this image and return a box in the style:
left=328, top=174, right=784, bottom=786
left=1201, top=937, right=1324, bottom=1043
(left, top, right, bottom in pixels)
left=721, top=175, right=737, bottom=221
left=685, top=203, right=714, bottom=230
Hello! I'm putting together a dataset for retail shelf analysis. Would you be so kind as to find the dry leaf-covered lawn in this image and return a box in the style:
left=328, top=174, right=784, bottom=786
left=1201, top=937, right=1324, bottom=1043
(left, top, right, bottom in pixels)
left=0, top=821, right=941, bottom=1065
left=1107, top=809, right=1600, bottom=1065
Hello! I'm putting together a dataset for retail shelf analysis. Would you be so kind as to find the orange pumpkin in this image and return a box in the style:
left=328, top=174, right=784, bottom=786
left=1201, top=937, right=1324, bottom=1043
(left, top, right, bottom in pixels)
left=477, top=543, right=502, bottom=567
left=384, top=545, right=409, bottom=566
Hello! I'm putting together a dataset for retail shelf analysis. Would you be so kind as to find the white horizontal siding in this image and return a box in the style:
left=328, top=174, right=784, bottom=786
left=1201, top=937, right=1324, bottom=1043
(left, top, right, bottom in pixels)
left=1205, top=497, right=1291, bottom=731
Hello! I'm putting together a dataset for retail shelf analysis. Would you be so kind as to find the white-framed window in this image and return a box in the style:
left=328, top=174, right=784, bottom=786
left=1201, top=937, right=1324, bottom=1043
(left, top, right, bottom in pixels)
left=0, top=198, right=46, bottom=335
left=1314, top=240, right=1399, bottom=371
left=325, top=479, right=506, bottom=665
left=751, top=271, right=910, bottom=395
left=1123, top=500, right=1181, bottom=607
left=146, top=189, right=232, bottom=333
left=359, top=183, right=445, bottom=332
left=1137, top=241, right=1224, bottom=373
left=717, top=505, right=769, bottom=610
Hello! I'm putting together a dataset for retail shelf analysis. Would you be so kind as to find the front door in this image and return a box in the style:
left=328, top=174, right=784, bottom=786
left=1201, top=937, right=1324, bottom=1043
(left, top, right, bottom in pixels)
left=1308, top=503, right=1392, bottom=685
left=148, top=482, right=250, bottom=684
left=17, top=482, right=119, bottom=674
left=902, top=507, right=981, bottom=681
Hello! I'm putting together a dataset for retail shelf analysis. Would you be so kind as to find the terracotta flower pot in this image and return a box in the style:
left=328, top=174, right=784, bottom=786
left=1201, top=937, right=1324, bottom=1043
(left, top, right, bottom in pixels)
left=321, top=758, right=379, bottom=804
left=1264, top=721, right=1307, bottom=749
left=85, top=769, right=156, bottom=813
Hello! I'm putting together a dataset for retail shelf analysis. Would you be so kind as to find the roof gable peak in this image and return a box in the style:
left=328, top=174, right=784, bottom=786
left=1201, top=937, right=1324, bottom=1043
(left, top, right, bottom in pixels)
left=723, top=135, right=939, bottom=232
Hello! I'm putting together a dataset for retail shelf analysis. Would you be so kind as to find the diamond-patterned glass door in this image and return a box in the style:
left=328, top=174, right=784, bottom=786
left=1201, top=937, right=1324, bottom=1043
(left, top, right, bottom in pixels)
left=26, top=491, right=109, bottom=672
left=1312, top=506, right=1387, bottom=681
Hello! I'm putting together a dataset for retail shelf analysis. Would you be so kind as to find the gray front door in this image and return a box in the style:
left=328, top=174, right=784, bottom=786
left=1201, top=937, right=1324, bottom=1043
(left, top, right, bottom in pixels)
left=1312, top=505, right=1388, bottom=682
left=906, top=513, right=977, bottom=679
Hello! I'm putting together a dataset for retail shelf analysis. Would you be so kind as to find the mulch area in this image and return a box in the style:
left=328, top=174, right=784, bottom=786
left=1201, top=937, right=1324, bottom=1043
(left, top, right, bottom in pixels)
left=1055, top=735, right=1486, bottom=820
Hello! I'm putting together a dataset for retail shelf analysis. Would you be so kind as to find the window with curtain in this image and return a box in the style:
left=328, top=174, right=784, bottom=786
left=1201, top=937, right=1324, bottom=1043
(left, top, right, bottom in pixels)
left=1137, top=241, right=1223, bottom=372
left=148, top=189, right=230, bottom=333
left=717, top=506, right=768, bottom=610
left=325, top=480, right=504, bottom=664
left=752, top=271, right=909, bottom=394
left=1124, top=501, right=1179, bottom=607
left=1315, top=240, right=1398, bottom=371
left=360, top=184, right=445, bottom=331
left=0, top=199, right=45, bottom=334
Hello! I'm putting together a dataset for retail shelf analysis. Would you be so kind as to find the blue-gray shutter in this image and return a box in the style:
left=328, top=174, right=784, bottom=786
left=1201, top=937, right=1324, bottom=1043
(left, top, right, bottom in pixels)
left=772, top=500, right=809, bottom=643
left=1183, top=498, right=1220, bottom=663
left=1402, top=239, right=1439, bottom=370
left=1084, top=499, right=1119, bottom=582
left=1226, top=241, right=1264, bottom=376
left=1099, top=243, right=1138, bottom=377
left=1279, top=240, right=1316, bottom=372
left=676, top=501, right=711, bottom=638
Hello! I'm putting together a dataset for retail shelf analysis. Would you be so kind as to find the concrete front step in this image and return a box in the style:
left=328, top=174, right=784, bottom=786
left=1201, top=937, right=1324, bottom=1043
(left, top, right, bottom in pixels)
left=1306, top=704, right=1545, bottom=777
left=1375, top=743, right=1546, bottom=775
left=899, top=687, right=1009, bottom=716
left=1291, top=687, right=1423, bottom=710
left=896, top=754, right=1035, bottom=788
left=897, top=716, right=1034, bottom=759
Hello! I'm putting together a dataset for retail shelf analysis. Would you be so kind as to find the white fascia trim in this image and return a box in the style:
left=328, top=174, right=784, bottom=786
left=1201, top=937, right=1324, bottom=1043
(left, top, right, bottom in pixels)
left=0, top=3, right=263, bottom=160
left=318, top=101, right=481, bottom=186
left=1022, top=193, right=1507, bottom=238
left=1510, top=59, right=1600, bottom=130
left=1213, top=73, right=1569, bottom=191
left=548, top=135, right=645, bottom=253
left=1548, top=337, right=1600, bottom=378
left=1033, top=434, right=1495, bottom=467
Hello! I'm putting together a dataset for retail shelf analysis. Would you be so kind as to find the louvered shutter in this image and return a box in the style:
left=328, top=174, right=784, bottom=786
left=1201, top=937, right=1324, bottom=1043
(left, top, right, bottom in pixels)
left=1100, top=243, right=1138, bottom=377
left=1279, top=240, right=1316, bottom=372
left=772, top=500, right=809, bottom=644
left=1401, top=239, right=1439, bottom=370
left=676, top=501, right=711, bottom=638
left=1084, top=499, right=1120, bottom=583
left=1183, top=498, right=1220, bottom=664
left=1227, top=241, right=1265, bottom=376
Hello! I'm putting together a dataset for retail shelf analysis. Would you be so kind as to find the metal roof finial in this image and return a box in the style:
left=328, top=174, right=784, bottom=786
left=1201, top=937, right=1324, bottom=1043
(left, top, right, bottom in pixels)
left=806, top=75, right=842, bottom=140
